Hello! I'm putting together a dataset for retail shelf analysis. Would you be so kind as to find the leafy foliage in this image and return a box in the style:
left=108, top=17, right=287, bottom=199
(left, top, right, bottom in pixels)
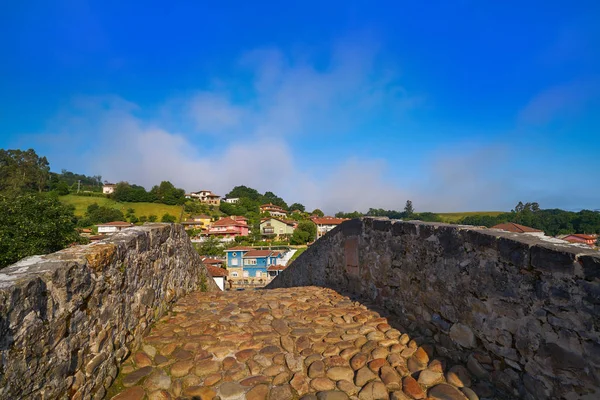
left=0, top=148, right=50, bottom=195
left=311, top=209, right=324, bottom=217
left=404, top=200, right=414, bottom=217
left=0, top=193, right=83, bottom=268
left=459, top=202, right=600, bottom=236
left=289, top=203, right=305, bottom=212
left=78, top=203, right=125, bottom=226
left=291, top=221, right=317, bottom=244
left=196, top=236, right=225, bottom=256
left=48, top=169, right=102, bottom=193
left=161, top=213, right=177, bottom=223
left=150, top=181, right=186, bottom=205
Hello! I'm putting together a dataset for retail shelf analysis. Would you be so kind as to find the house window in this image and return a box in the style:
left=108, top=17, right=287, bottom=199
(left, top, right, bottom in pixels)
left=231, top=259, right=238, bottom=266
left=232, top=271, right=238, bottom=277
left=243, top=271, right=249, bottom=277
left=232, top=252, right=237, bottom=257
left=279, top=228, right=284, bottom=233
left=244, top=259, right=257, bottom=265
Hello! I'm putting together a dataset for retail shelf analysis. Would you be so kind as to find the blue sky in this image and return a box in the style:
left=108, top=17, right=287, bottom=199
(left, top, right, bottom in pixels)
left=1, top=1, right=599, bottom=213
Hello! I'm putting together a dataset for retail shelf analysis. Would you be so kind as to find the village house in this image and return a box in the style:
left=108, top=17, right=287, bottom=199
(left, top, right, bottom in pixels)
left=187, top=190, right=221, bottom=206
left=311, top=216, right=349, bottom=239
left=96, top=221, right=134, bottom=235
left=260, top=217, right=297, bottom=239
left=205, top=216, right=248, bottom=241
left=224, top=247, right=284, bottom=280
left=205, top=265, right=228, bottom=291
left=181, top=214, right=212, bottom=230
left=223, top=197, right=239, bottom=204
left=102, top=183, right=116, bottom=194
left=259, top=203, right=288, bottom=218
left=561, top=234, right=597, bottom=246
left=491, top=222, right=546, bottom=237
left=201, top=257, right=225, bottom=268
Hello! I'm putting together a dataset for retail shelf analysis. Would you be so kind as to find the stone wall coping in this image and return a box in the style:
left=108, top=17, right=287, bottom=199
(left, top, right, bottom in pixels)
left=0, top=223, right=174, bottom=290
left=355, top=216, right=600, bottom=267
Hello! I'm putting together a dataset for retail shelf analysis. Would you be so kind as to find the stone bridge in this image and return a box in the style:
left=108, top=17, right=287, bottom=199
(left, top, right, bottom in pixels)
left=0, top=220, right=599, bottom=400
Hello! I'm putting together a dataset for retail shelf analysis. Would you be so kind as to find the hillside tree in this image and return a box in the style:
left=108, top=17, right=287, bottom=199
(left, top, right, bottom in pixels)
left=0, top=193, right=83, bottom=268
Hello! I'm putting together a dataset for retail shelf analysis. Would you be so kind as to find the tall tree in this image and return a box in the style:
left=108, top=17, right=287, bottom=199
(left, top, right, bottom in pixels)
left=289, top=203, right=306, bottom=212
left=0, top=149, right=50, bottom=195
left=404, top=200, right=414, bottom=217
left=311, top=209, right=324, bottom=217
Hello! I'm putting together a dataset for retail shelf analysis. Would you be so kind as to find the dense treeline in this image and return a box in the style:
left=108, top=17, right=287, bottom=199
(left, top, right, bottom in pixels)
left=112, top=181, right=186, bottom=205
left=459, top=202, right=600, bottom=237
left=335, top=200, right=600, bottom=238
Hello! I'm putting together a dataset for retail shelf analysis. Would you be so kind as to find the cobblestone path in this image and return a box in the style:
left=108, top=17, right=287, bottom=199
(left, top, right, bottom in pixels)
left=109, top=287, right=476, bottom=400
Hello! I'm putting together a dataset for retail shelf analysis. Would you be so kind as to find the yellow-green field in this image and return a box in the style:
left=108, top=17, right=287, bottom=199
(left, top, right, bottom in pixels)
left=60, top=195, right=184, bottom=218
left=436, top=211, right=505, bottom=223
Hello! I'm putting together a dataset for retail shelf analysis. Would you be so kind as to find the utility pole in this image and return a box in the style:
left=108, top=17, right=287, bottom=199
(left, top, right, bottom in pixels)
left=77, top=180, right=81, bottom=193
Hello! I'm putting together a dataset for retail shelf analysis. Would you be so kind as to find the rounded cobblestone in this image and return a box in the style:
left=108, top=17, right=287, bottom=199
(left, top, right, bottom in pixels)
left=108, top=287, right=478, bottom=400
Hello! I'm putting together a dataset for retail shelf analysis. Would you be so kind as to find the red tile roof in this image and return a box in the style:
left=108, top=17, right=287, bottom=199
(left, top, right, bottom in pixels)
left=491, top=223, right=542, bottom=233
left=261, top=217, right=296, bottom=226
left=564, top=233, right=597, bottom=240
left=206, top=265, right=228, bottom=277
left=225, top=246, right=254, bottom=251
left=310, top=217, right=348, bottom=225
left=202, top=258, right=224, bottom=265
left=212, top=217, right=248, bottom=227
left=244, top=250, right=275, bottom=258
left=260, top=203, right=287, bottom=212
left=96, top=221, right=134, bottom=227
left=267, top=265, right=287, bottom=271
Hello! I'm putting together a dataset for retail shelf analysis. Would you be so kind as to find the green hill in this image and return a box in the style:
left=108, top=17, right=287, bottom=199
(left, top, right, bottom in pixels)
left=60, top=195, right=185, bottom=219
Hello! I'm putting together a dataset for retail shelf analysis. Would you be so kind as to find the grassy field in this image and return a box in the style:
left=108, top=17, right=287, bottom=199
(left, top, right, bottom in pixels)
left=60, top=195, right=185, bottom=219
left=287, top=246, right=307, bottom=265
left=436, top=211, right=505, bottom=223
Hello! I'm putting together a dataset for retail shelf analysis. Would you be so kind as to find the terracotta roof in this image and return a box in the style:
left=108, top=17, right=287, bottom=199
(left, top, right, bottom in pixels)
left=244, top=250, right=275, bottom=258
left=261, top=217, right=296, bottom=226
left=207, top=229, right=243, bottom=235
left=267, top=265, right=287, bottom=271
left=310, top=217, right=348, bottom=225
left=212, top=217, right=247, bottom=227
left=491, top=223, right=542, bottom=233
left=206, top=265, right=228, bottom=277
left=225, top=246, right=254, bottom=251
left=564, top=234, right=597, bottom=240
left=96, top=221, right=134, bottom=227
left=260, top=203, right=287, bottom=212
left=202, top=258, right=224, bottom=264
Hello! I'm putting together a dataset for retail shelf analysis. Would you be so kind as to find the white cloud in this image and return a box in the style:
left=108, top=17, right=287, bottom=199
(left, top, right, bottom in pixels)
left=33, top=43, right=537, bottom=214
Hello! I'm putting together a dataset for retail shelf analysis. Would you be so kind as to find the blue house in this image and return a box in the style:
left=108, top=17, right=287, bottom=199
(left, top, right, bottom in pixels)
left=223, top=247, right=284, bottom=278
left=224, top=246, right=253, bottom=268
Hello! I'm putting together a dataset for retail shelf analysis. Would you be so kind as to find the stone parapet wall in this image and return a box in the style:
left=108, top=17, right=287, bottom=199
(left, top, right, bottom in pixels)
left=0, top=223, right=217, bottom=399
left=268, top=218, right=600, bottom=399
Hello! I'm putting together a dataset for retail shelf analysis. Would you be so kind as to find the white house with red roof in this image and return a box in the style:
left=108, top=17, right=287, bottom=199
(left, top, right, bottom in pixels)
left=259, top=203, right=288, bottom=218
left=311, top=216, right=349, bottom=239
left=187, top=190, right=221, bottom=205
left=205, top=264, right=228, bottom=290
left=96, top=221, right=134, bottom=234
